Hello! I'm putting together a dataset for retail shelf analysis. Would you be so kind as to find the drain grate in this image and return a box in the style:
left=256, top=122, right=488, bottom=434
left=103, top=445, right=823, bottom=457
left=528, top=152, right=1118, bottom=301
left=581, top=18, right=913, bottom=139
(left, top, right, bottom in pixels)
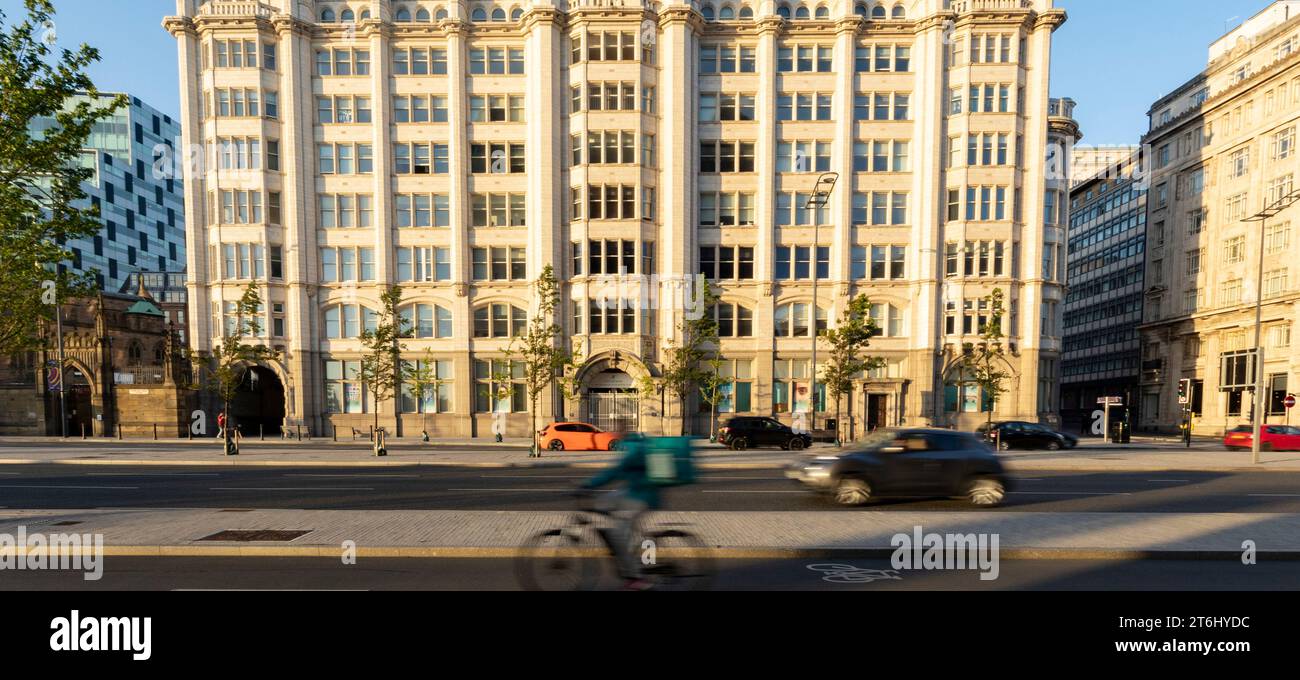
left=198, top=530, right=312, bottom=542
left=51, top=521, right=82, bottom=526
left=218, top=509, right=255, bottom=513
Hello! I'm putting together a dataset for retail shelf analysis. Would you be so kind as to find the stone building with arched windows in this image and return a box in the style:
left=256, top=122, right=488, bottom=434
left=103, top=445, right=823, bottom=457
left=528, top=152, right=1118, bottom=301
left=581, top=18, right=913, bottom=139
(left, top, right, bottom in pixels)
left=166, top=0, right=1073, bottom=440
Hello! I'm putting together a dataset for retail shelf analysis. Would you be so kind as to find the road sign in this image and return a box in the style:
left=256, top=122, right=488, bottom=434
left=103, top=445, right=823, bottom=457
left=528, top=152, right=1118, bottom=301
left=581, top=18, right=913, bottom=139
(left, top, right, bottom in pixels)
left=1286, top=394, right=1297, bottom=410
left=1096, top=397, right=1123, bottom=406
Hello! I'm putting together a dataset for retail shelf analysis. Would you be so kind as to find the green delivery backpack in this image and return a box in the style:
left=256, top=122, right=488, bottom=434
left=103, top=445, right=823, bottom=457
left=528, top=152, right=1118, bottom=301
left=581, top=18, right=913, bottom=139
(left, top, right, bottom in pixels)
left=641, top=436, right=697, bottom=487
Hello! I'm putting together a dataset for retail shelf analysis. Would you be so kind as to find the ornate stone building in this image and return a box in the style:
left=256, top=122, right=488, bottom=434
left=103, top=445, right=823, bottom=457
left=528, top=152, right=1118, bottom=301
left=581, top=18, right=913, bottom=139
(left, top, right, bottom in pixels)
left=1139, top=0, right=1300, bottom=435
left=165, top=0, right=1070, bottom=439
left=0, top=287, right=192, bottom=437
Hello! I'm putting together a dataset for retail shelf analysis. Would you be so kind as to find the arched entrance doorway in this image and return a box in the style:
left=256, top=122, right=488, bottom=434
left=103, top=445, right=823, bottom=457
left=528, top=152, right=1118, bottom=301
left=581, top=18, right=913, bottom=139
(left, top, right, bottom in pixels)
left=230, top=365, right=286, bottom=437
left=586, top=367, right=638, bottom=433
left=59, top=364, right=94, bottom=436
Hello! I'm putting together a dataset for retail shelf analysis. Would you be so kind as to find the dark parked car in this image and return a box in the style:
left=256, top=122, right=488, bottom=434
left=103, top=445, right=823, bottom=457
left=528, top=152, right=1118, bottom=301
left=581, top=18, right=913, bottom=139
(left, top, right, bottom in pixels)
left=977, top=421, right=1078, bottom=451
left=718, top=417, right=812, bottom=451
left=786, top=429, right=1012, bottom=506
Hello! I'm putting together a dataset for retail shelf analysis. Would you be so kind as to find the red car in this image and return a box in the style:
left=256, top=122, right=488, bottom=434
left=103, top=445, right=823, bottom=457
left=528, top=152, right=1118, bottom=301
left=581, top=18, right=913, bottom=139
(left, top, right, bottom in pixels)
left=538, top=422, right=622, bottom=452
left=1223, top=425, right=1300, bottom=451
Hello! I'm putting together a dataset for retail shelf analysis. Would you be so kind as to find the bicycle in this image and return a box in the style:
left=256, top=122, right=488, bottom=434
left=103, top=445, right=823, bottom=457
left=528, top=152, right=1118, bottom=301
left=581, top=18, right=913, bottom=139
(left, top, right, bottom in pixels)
left=515, top=498, right=714, bottom=591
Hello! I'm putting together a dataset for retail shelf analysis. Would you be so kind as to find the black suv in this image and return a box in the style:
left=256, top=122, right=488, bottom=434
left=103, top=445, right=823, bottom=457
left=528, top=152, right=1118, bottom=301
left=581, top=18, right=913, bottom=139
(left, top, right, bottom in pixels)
left=718, top=417, right=813, bottom=451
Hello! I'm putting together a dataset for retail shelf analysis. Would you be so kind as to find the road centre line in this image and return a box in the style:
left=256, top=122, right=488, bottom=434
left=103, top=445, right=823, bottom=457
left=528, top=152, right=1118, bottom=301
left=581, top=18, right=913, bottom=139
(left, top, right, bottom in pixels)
left=0, top=484, right=139, bottom=490
left=210, top=487, right=376, bottom=491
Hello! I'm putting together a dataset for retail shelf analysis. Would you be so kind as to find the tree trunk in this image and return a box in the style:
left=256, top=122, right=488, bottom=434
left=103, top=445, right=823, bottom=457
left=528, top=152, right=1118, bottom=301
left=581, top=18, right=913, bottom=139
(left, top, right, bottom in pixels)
left=835, top=396, right=842, bottom=444
left=531, top=400, right=538, bottom=457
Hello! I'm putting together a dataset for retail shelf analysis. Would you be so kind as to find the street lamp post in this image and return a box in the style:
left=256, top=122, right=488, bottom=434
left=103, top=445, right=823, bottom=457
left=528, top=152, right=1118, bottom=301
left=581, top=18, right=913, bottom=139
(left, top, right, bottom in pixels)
left=1242, top=187, right=1300, bottom=464
left=805, top=172, right=838, bottom=438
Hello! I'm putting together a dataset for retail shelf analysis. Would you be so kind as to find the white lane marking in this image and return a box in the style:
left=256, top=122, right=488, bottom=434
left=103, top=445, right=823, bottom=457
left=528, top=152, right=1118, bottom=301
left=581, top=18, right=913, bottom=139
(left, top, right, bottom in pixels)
left=173, top=589, right=370, bottom=592
left=285, top=474, right=418, bottom=478
left=210, top=487, right=375, bottom=491
left=86, top=472, right=219, bottom=477
left=0, top=484, right=139, bottom=490
left=448, top=487, right=573, bottom=492
left=1009, top=491, right=1132, bottom=496
left=703, top=490, right=808, bottom=494
left=480, top=475, right=593, bottom=479
left=0, top=472, right=22, bottom=476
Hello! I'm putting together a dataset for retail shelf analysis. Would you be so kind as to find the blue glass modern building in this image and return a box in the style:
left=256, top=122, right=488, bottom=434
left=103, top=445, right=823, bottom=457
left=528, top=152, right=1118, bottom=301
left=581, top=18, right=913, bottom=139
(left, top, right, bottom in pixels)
left=30, top=93, right=186, bottom=293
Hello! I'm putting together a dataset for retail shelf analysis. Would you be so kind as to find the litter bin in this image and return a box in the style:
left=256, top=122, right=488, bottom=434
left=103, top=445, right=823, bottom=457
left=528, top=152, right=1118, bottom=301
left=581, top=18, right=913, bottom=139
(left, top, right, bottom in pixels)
left=1109, top=419, right=1131, bottom=444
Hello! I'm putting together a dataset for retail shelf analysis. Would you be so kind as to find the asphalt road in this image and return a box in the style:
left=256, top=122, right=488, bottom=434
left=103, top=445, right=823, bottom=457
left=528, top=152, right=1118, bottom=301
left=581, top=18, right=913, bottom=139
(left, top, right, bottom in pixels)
left=1, top=555, right=1296, bottom=590
left=0, top=464, right=1298, bottom=512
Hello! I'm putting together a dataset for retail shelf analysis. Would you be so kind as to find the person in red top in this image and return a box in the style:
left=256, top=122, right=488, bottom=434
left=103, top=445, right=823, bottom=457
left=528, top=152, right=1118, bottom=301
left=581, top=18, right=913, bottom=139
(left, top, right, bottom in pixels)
left=217, top=412, right=227, bottom=438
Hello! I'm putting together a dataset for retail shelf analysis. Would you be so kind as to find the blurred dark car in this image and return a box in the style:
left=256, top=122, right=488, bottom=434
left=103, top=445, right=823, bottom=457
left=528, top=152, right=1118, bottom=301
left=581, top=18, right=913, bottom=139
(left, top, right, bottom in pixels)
left=1224, top=425, right=1300, bottom=451
left=718, top=416, right=812, bottom=451
left=786, top=429, right=1012, bottom=507
left=977, top=421, right=1078, bottom=451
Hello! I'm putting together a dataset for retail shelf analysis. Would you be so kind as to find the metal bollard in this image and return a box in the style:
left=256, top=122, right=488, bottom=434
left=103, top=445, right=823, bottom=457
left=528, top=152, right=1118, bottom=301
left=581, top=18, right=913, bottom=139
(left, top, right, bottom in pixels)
left=81, top=423, right=86, bottom=440
left=332, top=424, right=337, bottom=442
left=260, top=423, right=265, bottom=441
left=296, top=423, right=301, bottom=441
left=153, top=423, right=158, bottom=441
left=117, top=424, right=122, bottom=440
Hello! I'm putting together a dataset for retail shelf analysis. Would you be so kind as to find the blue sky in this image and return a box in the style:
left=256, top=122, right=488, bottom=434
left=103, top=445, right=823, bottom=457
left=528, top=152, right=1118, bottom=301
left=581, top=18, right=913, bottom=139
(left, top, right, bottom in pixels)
left=0, top=0, right=1283, bottom=144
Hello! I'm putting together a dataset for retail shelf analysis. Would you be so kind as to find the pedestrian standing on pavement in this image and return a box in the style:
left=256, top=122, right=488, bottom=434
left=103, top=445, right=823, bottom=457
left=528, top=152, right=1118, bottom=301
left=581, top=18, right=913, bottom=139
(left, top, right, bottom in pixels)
left=217, top=411, right=227, bottom=439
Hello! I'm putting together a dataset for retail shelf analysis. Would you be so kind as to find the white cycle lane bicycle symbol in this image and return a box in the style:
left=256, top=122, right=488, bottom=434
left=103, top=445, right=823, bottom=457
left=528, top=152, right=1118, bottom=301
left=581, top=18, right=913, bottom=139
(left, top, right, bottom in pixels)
left=806, top=564, right=904, bottom=584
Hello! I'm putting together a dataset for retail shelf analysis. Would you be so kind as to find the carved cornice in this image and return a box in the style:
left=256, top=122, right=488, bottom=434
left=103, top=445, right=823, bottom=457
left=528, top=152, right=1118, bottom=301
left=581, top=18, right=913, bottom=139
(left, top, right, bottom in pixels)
left=658, top=6, right=703, bottom=32
left=163, top=16, right=197, bottom=38
left=913, top=12, right=956, bottom=34
left=1034, top=8, right=1066, bottom=32
left=270, top=15, right=314, bottom=38
left=523, top=6, right=565, bottom=32
left=755, top=16, right=785, bottom=37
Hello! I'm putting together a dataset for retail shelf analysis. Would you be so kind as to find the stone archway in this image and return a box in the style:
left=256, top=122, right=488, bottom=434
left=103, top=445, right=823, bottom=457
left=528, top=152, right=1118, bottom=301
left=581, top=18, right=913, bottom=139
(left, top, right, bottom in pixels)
left=230, top=364, right=287, bottom=437
left=573, top=350, right=652, bottom=434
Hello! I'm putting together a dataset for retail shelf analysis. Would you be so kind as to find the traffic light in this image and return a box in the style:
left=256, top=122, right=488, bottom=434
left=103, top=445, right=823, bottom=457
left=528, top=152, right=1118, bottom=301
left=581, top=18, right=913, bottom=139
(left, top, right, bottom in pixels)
left=1178, top=378, right=1191, bottom=405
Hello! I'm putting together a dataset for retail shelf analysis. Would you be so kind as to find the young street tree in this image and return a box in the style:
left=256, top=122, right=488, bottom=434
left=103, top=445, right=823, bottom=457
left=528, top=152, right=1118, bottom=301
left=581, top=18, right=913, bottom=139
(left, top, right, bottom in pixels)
left=645, top=279, right=720, bottom=436
left=201, top=283, right=279, bottom=453
left=821, top=295, right=883, bottom=445
left=404, top=348, right=441, bottom=440
left=697, top=356, right=729, bottom=442
left=507, top=265, right=580, bottom=457
left=357, top=286, right=406, bottom=438
left=963, top=287, right=1011, bottom=428
left=0, top=0, right=123, bottom=354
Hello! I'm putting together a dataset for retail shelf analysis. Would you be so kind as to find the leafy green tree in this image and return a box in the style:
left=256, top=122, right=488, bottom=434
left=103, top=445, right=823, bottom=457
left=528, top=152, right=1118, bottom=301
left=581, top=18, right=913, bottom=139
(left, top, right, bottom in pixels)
left=357, top=286, right=406, bottom=437
left=648, top=279, right=719, bottom=436
left=963, top=288, right=1011, bottom=428
left=0, top=0, right=123, bottom=353
left=199, top=283, right=278, bottom=451
left=507, top=265, right=581, bottom=456
left=697, top=357, right=730, bottom=442
left=821, top=295, right=883, bottom=445
left=404, top=348, right=442, bottom=439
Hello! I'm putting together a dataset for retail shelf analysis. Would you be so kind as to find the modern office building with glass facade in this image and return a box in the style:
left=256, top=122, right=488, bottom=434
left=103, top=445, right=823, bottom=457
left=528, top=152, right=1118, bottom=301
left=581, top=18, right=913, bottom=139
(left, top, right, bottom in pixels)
left=31, top=93, right=187, bottom=294
left=1060, top=146, right=1145, bottom=434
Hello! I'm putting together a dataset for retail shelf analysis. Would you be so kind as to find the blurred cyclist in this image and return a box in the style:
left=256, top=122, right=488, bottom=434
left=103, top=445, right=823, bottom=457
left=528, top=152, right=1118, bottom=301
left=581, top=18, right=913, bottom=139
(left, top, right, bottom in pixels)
left=576, top=437, right=663, bottom=590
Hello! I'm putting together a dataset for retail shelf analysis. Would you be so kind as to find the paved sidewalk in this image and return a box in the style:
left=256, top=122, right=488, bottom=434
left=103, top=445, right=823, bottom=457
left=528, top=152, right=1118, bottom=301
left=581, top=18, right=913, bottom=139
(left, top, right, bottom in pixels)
left=0, top=436, right=1297, bottom=471
left=1, top=507, right=1295, bottom=559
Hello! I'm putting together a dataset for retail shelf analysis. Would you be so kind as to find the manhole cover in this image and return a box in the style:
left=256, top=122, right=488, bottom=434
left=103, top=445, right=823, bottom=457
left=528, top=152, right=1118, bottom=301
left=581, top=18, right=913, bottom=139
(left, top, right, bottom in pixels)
left=198, top=530, right=312, bottom=542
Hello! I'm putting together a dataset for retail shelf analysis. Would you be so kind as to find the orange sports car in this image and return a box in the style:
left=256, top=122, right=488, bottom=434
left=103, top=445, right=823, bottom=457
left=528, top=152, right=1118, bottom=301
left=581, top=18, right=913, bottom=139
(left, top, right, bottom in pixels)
left=538, top=423, right=622, bottom=451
